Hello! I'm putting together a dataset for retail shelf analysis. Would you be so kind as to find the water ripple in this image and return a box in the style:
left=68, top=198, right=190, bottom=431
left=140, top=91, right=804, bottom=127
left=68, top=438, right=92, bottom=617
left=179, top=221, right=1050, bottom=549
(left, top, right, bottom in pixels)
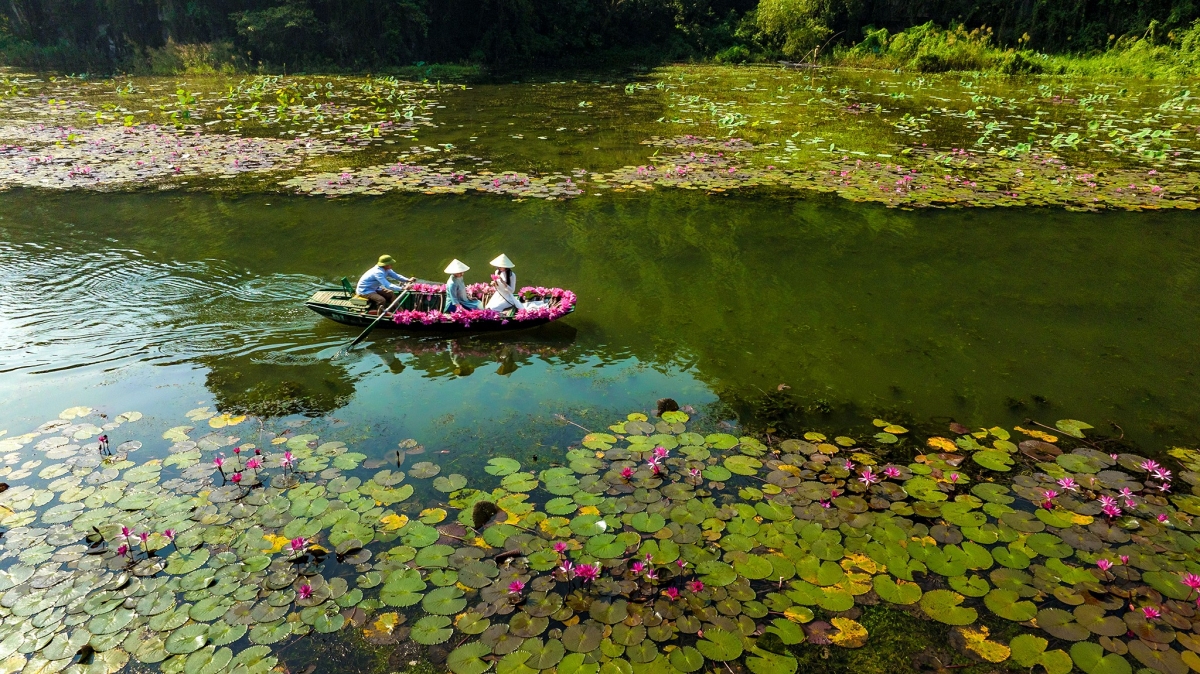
left=0, top=241, right=327, bottom=375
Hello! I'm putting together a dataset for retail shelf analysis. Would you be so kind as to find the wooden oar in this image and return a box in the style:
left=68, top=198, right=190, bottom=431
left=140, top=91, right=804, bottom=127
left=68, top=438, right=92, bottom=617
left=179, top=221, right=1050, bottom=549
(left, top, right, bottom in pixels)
left=333, top=288, right=407, bottom=359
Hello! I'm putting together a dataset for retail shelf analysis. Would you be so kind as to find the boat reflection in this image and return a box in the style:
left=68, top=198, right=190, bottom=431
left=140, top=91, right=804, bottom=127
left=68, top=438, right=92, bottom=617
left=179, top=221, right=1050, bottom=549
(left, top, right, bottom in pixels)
left=381, top=322, right=578, bottom=379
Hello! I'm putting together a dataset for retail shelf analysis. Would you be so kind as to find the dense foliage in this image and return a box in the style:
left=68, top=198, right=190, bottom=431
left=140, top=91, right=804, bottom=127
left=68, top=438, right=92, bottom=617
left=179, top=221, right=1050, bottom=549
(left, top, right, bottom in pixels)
left=1, top=0, right=1200, bottom=72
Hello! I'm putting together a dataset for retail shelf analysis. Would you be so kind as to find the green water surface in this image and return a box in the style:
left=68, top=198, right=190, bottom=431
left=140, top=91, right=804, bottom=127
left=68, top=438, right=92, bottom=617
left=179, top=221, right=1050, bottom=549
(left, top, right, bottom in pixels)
left=2, top=186, right=1199, bottom=449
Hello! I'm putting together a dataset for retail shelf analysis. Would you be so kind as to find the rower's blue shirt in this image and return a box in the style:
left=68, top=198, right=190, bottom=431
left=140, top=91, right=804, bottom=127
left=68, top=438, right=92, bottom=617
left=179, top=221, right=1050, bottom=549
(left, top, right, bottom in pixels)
left=356, top=266, right=408, bottom=295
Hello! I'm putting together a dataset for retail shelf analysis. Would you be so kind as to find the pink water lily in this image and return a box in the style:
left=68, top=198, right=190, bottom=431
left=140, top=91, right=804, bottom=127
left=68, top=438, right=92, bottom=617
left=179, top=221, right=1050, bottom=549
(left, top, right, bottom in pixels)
left=631, top=561, right=645, bottom=574
left=246, top=457, right=262, bottom=471
left=1183, top=573, right=1200, bottom=590
left=664, top=587, right=680, bottom=601
left=289, top=537, right=306, bottom=552
left=1120, top=555, right=1129, bottom=564
left=620, top=467, right=634, bottom=480
left=553, top=541, right=568, bottom=554
left=508, top=580, right=525, bottom=594
left=842, top=459, right=854, bottom=471
left=1158, top=513, right=1170, bottom=524
left=652, top=446, right=668, bottom=459
left=1097, top=559, right=1113, bottom=571
left=559, top=561, right=575, bottom=579
left=858, top=468, right=880, bottom=486
left=298, top=584, right=314, bottom=600
left=688, top=580, right=704, bottom=593
left=121, top=526, right=132, bottom=539
left=575, top=562, right=600, bottom=582
left=1143, top=606, right=1161, bottom=620
left=689, top=467, right=701, bottom=478
left=231, top=472, right=242, bottom=484
left=1140, top=460, right=1161, bottom=473
left=1057, top=477, right=1078, bottom=491
left=117, top=544, right=129, bottom=557
left=676, top=559, right=687, bottom=570
left=1152, top=468, right=1172, bottom=482
left=163, top=529, right=175, bottom=541
left=281, top=451, right=295, bottom=468
left=948, top=473, right=961, bottom=484
left=213, top=455, right=225, bottom=469
left=882, top=466, right=901, bottom=479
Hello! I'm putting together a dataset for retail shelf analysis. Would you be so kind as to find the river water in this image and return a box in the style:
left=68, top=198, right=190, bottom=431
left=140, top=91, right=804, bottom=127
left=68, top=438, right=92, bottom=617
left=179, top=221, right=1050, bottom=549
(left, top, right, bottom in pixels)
left=2, top=186, right=1199, bottom=450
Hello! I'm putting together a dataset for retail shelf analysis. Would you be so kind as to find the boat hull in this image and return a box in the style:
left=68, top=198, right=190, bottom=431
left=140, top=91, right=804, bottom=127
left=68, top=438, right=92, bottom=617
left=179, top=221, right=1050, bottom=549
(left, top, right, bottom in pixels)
left=305, top=288, right=572, bottom=334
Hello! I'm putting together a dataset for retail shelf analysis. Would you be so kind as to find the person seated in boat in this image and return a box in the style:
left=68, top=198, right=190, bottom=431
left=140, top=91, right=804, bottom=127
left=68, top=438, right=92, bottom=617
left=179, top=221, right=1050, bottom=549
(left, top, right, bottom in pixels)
left=444, top=259, right=482, bottom=313
left=485, top=254, right=525, bottom=312
left=356, top=255, right=410, bottom=314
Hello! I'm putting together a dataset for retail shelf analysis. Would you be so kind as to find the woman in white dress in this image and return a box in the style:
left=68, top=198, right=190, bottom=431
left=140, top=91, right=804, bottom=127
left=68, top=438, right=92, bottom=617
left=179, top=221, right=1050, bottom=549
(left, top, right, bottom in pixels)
left=485, top=254, right=525, bottom=311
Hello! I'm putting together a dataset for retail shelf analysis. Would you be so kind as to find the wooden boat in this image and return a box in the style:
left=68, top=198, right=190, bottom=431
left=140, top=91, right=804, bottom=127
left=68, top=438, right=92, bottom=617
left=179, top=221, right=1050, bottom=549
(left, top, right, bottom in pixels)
left=305, top=279, right=576, bottom=333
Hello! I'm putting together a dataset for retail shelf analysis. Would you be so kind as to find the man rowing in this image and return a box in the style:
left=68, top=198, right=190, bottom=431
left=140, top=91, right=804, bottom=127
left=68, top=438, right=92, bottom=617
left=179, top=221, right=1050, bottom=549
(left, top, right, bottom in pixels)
left=356, top=255, right=410, bottom=314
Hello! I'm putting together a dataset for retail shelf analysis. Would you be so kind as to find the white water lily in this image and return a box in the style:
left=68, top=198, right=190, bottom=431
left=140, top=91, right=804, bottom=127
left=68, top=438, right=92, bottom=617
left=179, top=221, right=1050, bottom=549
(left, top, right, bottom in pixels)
left=596, top=520, right=607, bottom=532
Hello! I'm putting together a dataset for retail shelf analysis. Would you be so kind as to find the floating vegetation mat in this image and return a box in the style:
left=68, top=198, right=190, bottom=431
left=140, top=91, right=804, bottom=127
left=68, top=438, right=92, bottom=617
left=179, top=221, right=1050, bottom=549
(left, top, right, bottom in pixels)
left=4, top=404, right=1200, bottom=674
left=1, top=66, right=1198, bottom=210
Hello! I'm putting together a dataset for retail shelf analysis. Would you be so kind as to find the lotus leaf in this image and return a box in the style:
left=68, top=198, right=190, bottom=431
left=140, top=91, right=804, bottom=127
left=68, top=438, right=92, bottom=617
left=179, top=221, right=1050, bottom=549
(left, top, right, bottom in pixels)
left=164, top=623, right=209, bottom=654
left=521, top=638, right=566, bottom=669
left=562, top=621, right=604, bottom=652
left=972, top=450, right=1014, bottom=471
left=630, top=512, right=665, bottom=533
left=919, top=590, right=977, bottom=625
left=448, top=641, right=493, bottom=674
left=829, top=617, right=868, bottom=648
left=983, top=588, right=1037, bottom=621
left=1037, top=608, right=1090, bottom=641
left=433, top=474, right=468, bottom=492
left=1071, top=641, right=1132, bottom=674
left=165, top=549, right=210, bottom=575
left=695, top=628, right=742, bottom=661
left=422, top=586, right=466, bottom=615
left=724, top=456, right=762, bottom=476
left=411, top=615, right=454, bottom=645
left=486, top=458, right=521, bottom=476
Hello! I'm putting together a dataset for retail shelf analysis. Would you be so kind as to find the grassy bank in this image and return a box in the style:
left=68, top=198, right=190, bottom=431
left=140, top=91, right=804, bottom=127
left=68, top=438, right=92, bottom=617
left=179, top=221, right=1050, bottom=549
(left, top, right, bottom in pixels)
left=826, top=21, right=1200, bottom=78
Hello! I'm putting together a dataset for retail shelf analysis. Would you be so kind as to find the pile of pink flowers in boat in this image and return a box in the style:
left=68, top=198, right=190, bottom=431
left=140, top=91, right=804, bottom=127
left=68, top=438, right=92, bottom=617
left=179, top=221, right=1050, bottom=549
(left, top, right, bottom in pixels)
left=390, top=286, right=576, bottom=327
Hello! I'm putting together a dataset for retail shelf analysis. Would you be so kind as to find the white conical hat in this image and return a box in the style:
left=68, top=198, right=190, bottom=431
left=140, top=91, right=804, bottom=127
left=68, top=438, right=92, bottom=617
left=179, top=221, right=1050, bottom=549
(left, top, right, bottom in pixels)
left=490, top=254, right=515, bottom=268
left=444, top=259, right=470, bottom=274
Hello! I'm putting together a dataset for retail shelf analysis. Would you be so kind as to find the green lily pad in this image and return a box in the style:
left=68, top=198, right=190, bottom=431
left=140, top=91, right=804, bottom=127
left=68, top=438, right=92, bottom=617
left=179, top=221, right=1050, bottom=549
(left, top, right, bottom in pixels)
left=434, top=474, right=468, bottom=492
left=695, top=628, right=742, bottom=661
left=984, top=588, right=1037, bottom=621
left=724, top=456, right=762, bottom=476
left=973, top=450, right=1014, bottom=471
left=448, top=641, right=493, bottom=674
left=1055, top=419, right=1094, bottom=439
left=248, top=620, right=292, bottom=645
left=165, top=549, right=210, bottom=575
left=1071, top=641, right=1131, bottom=674
left=501, top=472, right=538, bottom=492
left=559, top=653, right=600, bottom=674
left=165, top=623, right=209, bottom=654
left=422, top=586, right=466, bottom=615
left=746, top=647, right=798, bottom=674
left=485, top=458, right=521, bottom=476
left=919, top=590, right=977, bottom=625
left=411, top=615, right=454, bottom=645
left=873, top=575, right=922, bottom=604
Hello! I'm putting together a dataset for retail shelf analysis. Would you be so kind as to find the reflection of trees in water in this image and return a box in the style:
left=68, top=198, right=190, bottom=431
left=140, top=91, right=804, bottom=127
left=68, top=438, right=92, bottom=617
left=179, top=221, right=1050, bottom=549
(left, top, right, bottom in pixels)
left=203, top=353, right=358, bottom=418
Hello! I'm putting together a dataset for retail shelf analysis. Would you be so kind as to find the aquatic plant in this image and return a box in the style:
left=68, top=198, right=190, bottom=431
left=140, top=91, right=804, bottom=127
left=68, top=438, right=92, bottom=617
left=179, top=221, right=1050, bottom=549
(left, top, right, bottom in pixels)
left=3, top=405, right=1200, bottom=674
